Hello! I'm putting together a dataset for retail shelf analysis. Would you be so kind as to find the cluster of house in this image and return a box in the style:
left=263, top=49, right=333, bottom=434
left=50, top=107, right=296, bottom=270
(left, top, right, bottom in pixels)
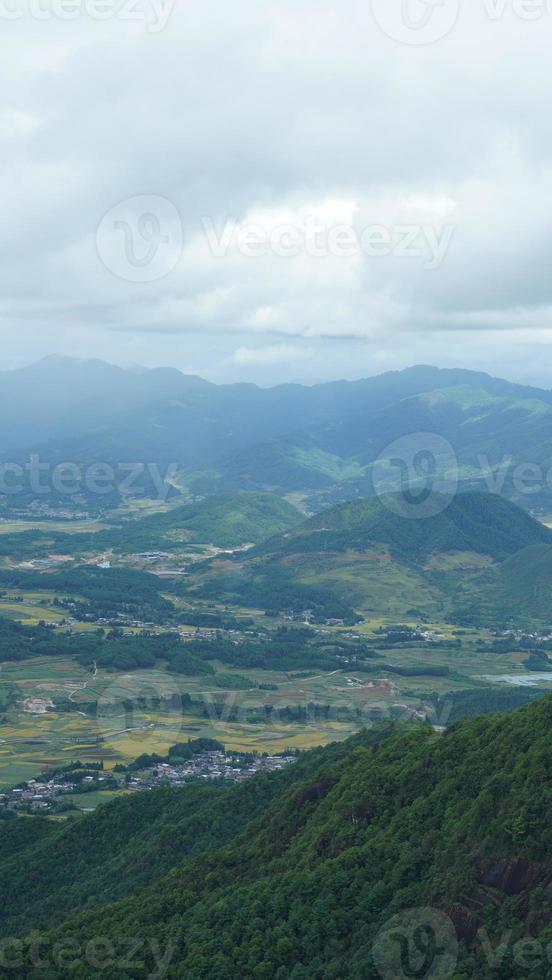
left=0, top=750, right=298, bottom=815
left=7, top=504, right=91, bottom=520
left=284, top=609, right=346, bottom=627
left=125, top=750, right=298, bottom=791
left=130, top=552, right=171, bottom=562
left=375, top=626, right=443, bottom=644
left=179, top=629, right=219, bottom=640
left=497, top=629, right=552, bottom=645
left=0, top=773, right=111, bottom=813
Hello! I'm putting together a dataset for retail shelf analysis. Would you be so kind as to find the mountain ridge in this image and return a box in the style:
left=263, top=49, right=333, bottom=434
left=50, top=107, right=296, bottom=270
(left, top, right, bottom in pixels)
left=4, top=358, right=552, bottom=514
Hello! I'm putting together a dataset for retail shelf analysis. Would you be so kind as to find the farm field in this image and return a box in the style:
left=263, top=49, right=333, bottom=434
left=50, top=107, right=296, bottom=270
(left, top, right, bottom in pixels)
left=0, top=657, right=368, bottom=785
left=62, top=789, right=130, bottom=811
left=0, top=520, right=107, bottom=534
left=0, top=695, right=359, bottom=788
left=0, top=597, right=67, bottom=625
left=0, top=627, right=545, bottom=789
left=0, top=591, right=100, bottom=630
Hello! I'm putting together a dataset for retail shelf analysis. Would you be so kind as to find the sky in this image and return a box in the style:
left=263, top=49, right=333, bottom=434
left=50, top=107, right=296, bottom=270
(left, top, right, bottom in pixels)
left=2, top=0, right=552, bottom=387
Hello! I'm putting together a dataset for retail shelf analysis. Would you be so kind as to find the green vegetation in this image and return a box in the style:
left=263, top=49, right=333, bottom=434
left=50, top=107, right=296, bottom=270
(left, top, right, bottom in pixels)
left=176, top=628, right=364, bottom=672
left=96, top=492, right=303, bottom=551
left=184, top=492, right=552, bottom=624
left=196, top=566, right=363, bottom=623
left=167, top=648, right=214, bottom=676
left=4, top=697, right=552, bottom=976
left=0, top=565, right=174, bottom=623
left=0, top=618, right=215, bottom=674
left=212, top=672, right=254, bottom=689
left=428, top=686, right=550, bottom=722
left=254, top=491, right=552, bottom=563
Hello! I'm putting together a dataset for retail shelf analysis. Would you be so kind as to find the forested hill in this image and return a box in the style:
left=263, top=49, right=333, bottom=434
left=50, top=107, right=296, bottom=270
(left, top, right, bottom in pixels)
left=254, top=490, right=552, bottom=563
left=187, top=491, right=552, bottom=626
left=5, top=697, right=552, bottom=977
left=95, top=492, right=304, bottom=551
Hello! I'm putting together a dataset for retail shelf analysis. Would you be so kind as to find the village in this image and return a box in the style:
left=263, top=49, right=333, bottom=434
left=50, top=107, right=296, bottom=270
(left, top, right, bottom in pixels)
left=0, top=748, right=298, bottom=816
left=126, top=748, right=298, bottom=792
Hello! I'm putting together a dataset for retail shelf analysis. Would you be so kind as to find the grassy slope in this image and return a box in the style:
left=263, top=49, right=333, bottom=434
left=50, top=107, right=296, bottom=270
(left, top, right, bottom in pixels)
left=192, top=493, right=552, bottom=622
left=102, top=492, right=304, bottom=551
left=258, top=492, right=552, bottom=563
left=452, top=542, right=552, bottom=627
left=281, top=550, right=444, bottom=618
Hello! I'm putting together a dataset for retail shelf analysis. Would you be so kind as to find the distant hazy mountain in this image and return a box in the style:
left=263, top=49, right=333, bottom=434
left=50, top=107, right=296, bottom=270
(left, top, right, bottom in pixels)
left=0, top=356, right=208, bottom=450
left=4, top=357, right=552, bottom=512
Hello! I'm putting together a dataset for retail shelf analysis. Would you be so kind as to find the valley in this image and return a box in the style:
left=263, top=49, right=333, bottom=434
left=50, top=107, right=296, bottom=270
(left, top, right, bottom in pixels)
left=1, top=635, right=545, bottom=792
left=4, top=0, right=551, bottom=966
left=1, top=491, right=551, bottom=797
left=2, top=363, right=552, bottom=976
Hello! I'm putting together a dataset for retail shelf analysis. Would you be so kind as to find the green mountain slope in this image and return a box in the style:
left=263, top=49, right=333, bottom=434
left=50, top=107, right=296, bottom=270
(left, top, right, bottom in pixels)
left=453, top=542, right=552, bottom=627
left=257, top=491, right=551, bottom=562
left=98, top=492, right=304, bottom=551
left=6, top=699, right=552, bottom=977
left=189, top=493, right=551, bottom=622
left=0, top=762, right=319, bottom=941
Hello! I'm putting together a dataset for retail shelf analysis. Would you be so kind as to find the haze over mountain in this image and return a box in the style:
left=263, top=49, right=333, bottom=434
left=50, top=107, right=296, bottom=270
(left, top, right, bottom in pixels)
left=4, top=358, right=552, bottom=515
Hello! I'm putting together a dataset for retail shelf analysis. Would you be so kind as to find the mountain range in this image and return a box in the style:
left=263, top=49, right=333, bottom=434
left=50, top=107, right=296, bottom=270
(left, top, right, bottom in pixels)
left=4, top=357, right=552, bottom=513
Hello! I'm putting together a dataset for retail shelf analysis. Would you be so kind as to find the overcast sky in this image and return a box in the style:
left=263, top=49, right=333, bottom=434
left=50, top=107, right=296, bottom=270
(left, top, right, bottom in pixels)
left=2, top=0, right=552, bottom=386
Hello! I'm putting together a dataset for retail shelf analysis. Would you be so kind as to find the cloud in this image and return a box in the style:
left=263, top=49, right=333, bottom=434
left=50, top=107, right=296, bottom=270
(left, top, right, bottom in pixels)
left=1, top=0, right=552, bottom=384
left=233, top=343, right=312, bottom=366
